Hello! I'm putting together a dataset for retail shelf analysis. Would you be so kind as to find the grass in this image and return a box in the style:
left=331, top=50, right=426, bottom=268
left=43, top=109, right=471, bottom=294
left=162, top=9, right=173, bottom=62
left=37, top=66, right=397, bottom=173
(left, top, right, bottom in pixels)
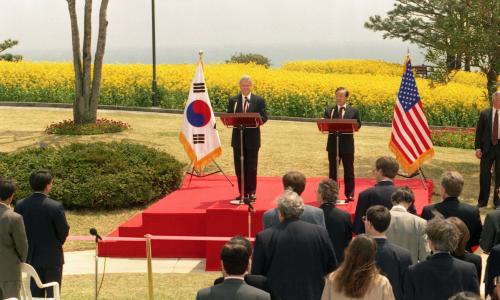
left=61, top=273, right=219, bottom=299
left=0, top=106, right=494, bottom=246
left=0, top=106, right=492, bottom=299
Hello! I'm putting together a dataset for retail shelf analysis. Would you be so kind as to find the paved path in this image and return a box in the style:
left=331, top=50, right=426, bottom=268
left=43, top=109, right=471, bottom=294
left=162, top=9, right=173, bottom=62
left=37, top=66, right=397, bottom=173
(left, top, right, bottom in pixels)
left=63, top=251, right=208, bottom=275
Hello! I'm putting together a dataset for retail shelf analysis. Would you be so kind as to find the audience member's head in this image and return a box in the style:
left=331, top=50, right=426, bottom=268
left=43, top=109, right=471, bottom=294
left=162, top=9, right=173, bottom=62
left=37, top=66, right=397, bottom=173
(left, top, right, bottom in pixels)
left=277, top=189, right=304, bottom=221
left=0, top=180, right=17, bottom=204
left=364, top=205, right=391, bottom=235
left=447, top=217, right=470, bottom=257
left=282, top=171, right=306, bottom=195
left=374, top=156, right=399, bottom=180
left=448, top=291, right=481, bottom=300
left=391, top=186, right=415, bottom=209
left=332, top=234, right=379, bottom=298
left=29, top=169, right=53, bottom=193
left=440, top=171, right=464, bottom=199
left=426, top=217, right=459, bottom=253
left=316, top=179, right=339, bottom=205
left=220, top=239, right=250, bottom=277
left=228, top=235, right=252, bottom=257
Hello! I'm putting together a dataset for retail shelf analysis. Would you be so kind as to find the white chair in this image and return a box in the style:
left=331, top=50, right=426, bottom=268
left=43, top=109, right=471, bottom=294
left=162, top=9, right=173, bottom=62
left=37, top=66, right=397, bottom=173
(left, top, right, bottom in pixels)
left=19, top=263, right=60, bottom=300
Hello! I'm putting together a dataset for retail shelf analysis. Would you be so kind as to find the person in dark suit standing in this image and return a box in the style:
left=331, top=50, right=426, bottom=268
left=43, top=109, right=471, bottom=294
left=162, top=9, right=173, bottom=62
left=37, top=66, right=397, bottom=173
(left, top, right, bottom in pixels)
left=197, top=239, right=270, bottom=300
left=263, top=171, right=325, bottom=229
left=364, top=205, right=412, bottom=300
left=485, top=243, right=500, bottom=299
left=323, top=87, right=361, bottom=201
left=421, top=171, right=482, bottom=251
left=480, top=199, right=500, bottom=252
left=227, top=75, right=268, bottom=201
left=353, top=156, right=416, bottom=234
left=213, top=236, right=273, bottom=298
left=404, top=217, right=479, bottom=300
left=448, top=217, right=482, bottom=281
left=0, top=180, right=28, bottom=300
left=14, top=170, right=69, bottom=298
left=252, top=190, right=338, bottom=300
left=316, top=178, right=352, bottom=263
left=475, top=91, right=500, bottom=208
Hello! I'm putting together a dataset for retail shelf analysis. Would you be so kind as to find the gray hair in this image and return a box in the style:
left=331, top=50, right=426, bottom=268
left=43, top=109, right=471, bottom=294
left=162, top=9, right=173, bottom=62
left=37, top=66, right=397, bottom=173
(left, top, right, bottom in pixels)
left=317, top=179, right=338, bottom=204
left=493, top=91, right=500, bottom=100
left=425, top=217, right=459, bottom=252
left=239, top=75, right=252, bottom=84
left=277, top=189, right=304, bottom=220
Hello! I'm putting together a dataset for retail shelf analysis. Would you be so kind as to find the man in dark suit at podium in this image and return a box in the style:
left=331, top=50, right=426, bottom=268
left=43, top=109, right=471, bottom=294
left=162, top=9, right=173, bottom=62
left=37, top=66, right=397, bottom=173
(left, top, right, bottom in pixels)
left=323, top=87, right=361, bottom=200
left=227, top=75, right=268, bottom=201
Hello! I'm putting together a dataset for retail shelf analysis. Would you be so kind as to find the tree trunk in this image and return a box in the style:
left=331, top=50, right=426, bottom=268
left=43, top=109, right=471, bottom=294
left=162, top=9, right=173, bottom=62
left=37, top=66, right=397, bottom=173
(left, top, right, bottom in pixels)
left=81, top=0, right=93, bottom=124
left=66, top=0, right=85, bottom=124
left=89, top=0, right=109, bottom=122
left=67, top=0, right=109, bottom=125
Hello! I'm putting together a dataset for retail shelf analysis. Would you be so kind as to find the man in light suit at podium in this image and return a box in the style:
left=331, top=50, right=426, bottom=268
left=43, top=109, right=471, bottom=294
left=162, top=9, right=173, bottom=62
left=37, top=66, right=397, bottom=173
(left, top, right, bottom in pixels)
left=227, top=75, right=268, bottom=201
left=324, top=87, right=361, bottom=201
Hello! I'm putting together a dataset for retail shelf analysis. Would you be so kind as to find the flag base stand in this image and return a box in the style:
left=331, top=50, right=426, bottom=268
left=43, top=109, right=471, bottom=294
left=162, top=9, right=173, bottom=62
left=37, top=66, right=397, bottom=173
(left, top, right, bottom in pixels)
left=397, top=167, right=428, bottom=190
left=186, top=159, right=233, bottom=188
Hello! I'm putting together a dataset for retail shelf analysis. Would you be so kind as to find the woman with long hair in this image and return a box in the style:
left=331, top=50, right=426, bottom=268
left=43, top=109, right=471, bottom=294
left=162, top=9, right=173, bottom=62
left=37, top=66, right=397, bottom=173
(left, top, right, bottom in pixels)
left=448, top=217, right=482, bottom=282
left=321, top=234, right=394, bottom=300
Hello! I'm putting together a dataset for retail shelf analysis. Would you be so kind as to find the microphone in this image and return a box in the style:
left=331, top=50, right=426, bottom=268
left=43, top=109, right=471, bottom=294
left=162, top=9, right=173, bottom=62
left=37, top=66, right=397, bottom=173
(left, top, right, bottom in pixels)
left=89, top=228, right=102, bottom=241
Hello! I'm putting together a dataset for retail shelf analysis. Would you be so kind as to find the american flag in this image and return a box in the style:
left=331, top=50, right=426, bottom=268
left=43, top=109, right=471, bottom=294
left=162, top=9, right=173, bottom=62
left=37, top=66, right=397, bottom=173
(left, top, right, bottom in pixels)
left=389, top=57, right=434, bottom=174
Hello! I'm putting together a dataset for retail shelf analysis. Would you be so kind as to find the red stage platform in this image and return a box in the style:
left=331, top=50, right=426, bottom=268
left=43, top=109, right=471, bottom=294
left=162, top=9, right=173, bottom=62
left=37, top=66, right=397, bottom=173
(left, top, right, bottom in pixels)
left=98, top=176, right=433, bottom=271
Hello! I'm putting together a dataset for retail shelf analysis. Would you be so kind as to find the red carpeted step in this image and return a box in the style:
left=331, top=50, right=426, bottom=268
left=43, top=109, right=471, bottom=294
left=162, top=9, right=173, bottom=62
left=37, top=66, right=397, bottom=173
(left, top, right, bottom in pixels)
left=98, top=175, right=433, bottom=270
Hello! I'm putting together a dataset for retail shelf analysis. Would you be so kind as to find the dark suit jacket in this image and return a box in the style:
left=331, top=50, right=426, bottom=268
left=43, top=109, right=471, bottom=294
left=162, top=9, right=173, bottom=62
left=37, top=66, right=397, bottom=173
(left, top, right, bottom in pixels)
left=320, top=203, right=352, bottom=262
left=421, top=197, right=482, bottom=251
left=14, top=193, right=69, bottom=268
left=353, top=180, right=414, bottom=234
left=452, top=252, right=482, bottom=282
left=481, top=209, right=500, bottom=253
left=197, top=278, right=270, bottom=300
left=374, top=238, right=412, bottom=300
left=0, top=205, right=28, bottom=282
left=404, top=252, right=479, bottom=300
left=324, top=105, right=361, bottom=154
left=228, top=94, right=268, bottom=149
left=485, top=244, right=500, bottom=297
left=214, top=275, right=275, bottom=299
left=252, top=219, right=337, bottom=300
left=475, top=108, right=494, bottom=154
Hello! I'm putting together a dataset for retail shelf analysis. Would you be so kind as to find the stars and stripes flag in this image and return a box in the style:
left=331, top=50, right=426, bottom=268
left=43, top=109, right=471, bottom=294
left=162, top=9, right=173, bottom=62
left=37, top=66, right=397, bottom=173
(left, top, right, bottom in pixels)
left=179, top=57, right=222, bottom=172
left=389, top=56, right=434, bottom=174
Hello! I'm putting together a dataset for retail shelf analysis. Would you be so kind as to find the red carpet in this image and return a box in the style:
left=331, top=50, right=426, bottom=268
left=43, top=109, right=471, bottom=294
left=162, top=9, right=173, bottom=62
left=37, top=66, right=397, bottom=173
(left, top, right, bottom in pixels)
left=98, top=175, right=433, bottom=271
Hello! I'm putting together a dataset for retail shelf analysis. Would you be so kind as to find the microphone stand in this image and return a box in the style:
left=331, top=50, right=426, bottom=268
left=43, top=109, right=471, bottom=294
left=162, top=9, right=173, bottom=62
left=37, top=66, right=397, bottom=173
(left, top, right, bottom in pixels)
left=243, top=197, right=255, bottom=239
left=90, top=229, right=102, bottom=300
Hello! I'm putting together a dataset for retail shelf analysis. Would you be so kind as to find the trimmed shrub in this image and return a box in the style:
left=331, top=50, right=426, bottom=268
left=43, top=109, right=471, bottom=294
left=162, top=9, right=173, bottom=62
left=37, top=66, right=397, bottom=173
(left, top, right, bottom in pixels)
left=0, top=142, right=184, bottom=209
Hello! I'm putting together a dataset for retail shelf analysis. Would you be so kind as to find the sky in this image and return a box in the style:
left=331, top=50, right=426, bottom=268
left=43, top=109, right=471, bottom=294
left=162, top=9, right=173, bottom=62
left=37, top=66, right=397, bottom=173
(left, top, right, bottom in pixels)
left=1, top=0, right=424, bottom=65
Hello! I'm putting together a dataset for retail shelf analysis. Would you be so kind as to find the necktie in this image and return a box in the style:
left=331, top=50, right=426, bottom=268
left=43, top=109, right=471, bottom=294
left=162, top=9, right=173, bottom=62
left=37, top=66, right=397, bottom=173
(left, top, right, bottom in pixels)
left=339, top=107, right=345, bottom=119
left=493, top=110, right=498, bottom=145
left=244, top=96, right=249, bottom=112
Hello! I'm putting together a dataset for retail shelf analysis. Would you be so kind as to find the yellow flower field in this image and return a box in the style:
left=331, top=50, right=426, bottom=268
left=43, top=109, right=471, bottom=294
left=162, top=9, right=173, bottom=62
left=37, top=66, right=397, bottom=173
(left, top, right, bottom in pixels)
left=0, top=60, right=493, bottom=127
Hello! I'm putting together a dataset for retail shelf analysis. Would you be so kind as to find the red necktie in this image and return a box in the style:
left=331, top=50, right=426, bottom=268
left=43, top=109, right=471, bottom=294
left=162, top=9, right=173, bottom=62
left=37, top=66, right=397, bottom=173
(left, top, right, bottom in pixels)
left=244, top=97, right=249, bottom=112
left=339, top=107, right=345, bottom=119
left=493, top=110, right=498, bottom=145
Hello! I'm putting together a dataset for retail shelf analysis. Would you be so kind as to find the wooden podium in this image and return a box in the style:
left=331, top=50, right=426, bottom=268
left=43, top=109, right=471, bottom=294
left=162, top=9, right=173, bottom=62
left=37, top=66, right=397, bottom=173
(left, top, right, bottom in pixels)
left=220, top=112, right=263, bottom=206
left=317, top=119, right=359, bottom=202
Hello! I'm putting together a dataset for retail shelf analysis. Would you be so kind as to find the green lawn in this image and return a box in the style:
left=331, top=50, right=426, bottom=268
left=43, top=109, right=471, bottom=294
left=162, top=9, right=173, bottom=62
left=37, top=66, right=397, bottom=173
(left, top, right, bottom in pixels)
left=0, top=106, right=492, bottom=299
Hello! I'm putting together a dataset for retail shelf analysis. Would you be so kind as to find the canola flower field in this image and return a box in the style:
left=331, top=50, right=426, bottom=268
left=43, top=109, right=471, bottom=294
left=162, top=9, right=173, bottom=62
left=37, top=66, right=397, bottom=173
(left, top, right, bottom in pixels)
left=0, top=60, right=494, bottom=127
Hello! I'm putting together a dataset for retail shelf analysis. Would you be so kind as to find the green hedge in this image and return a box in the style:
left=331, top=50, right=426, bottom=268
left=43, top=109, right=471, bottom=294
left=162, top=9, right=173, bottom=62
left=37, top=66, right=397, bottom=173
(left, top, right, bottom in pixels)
left=0, top=142, right=184, bottom=209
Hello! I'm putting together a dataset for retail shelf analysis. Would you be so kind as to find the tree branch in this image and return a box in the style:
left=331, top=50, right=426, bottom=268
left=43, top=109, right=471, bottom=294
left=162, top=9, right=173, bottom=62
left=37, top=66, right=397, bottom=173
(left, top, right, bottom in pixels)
left=82, top=0, right=93, bottom=119
left=66, top=0, right=84, bottom=123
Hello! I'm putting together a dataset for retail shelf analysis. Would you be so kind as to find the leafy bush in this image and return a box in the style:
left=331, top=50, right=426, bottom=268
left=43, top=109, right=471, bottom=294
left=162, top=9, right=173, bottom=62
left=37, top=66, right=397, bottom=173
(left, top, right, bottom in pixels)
left=226, top=53, right=271, bottom=68
left=431, top=127, right=475, bottom=149
left=46, top=118, right=130, bottom=135
left=0, top=142, right=185, bottom=209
